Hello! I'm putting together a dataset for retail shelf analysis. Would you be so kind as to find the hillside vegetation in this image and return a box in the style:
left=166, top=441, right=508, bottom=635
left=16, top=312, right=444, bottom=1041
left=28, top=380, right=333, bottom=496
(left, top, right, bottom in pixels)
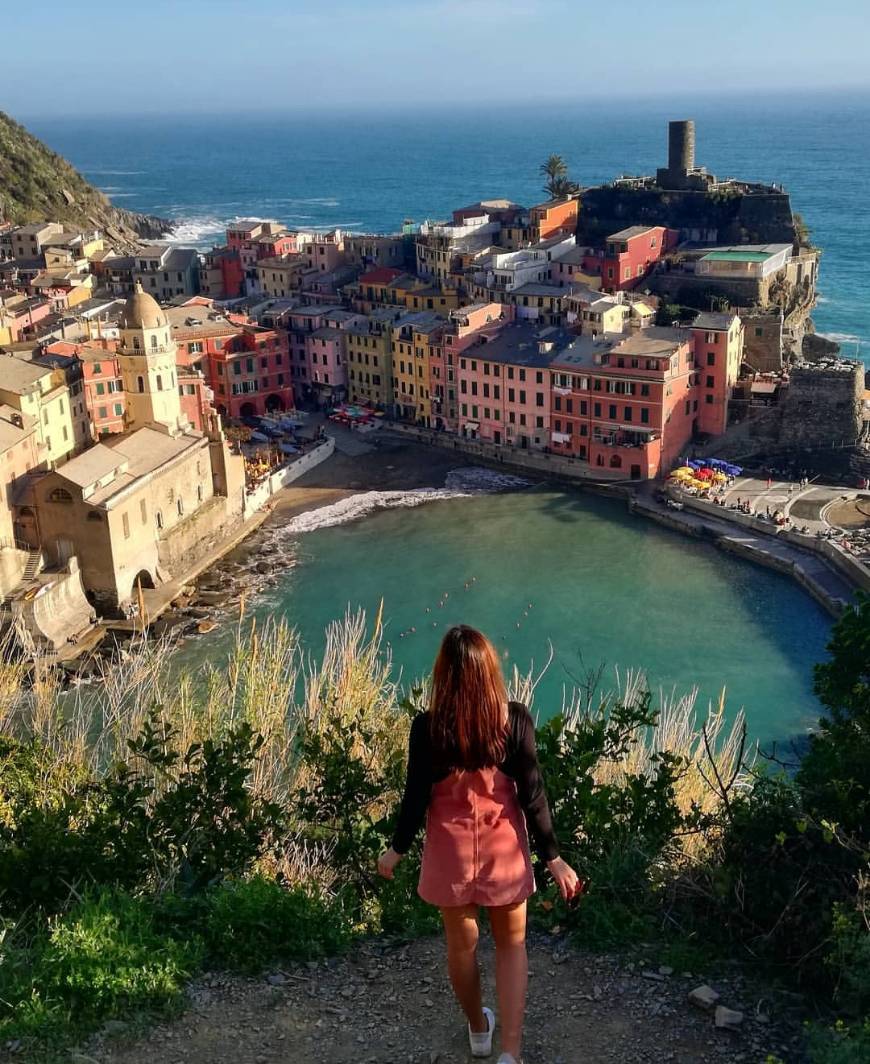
left=0, top=599, right=867, bottom=1061
left=0, top=111, right=169, bottom=244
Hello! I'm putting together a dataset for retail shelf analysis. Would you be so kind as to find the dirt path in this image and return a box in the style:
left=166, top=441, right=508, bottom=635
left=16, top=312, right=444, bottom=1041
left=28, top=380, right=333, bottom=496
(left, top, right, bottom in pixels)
left=85, top=933, right=806, bottom=1064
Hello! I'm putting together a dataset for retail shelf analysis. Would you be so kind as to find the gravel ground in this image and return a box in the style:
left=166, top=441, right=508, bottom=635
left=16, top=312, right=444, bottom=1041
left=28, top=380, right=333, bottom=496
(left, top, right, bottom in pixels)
left=78, top=932, right=808, bottom=1064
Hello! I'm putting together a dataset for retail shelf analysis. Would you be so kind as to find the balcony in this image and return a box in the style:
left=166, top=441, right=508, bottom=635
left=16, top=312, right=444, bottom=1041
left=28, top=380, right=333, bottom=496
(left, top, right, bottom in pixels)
left=592, top=429, right=660, bottom=449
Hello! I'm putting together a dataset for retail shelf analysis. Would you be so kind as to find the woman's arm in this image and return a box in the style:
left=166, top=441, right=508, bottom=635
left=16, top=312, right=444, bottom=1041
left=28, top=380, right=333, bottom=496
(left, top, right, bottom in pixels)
left=511, top=704, right=560, bottom=862
left=383, top=713, right=433, bottom=866
left=511, top=705, right=582, bottom=900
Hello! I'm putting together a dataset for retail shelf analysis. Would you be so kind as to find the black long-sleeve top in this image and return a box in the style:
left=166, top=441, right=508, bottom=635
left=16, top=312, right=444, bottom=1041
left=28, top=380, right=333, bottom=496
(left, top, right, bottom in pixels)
left=390, top=701, right=560, bottom=862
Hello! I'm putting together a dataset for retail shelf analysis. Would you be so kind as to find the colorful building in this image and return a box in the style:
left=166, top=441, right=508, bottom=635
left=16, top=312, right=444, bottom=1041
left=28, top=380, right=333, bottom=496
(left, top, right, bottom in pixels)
left=345, top=307, right=403, bottom=410
left=391, top=312, right=445, bottom=424
left=691, top=312, right=744, bottom=436
left=549, top=328, right=702, bottom=478
left=601, top=226, right=678, bottom=291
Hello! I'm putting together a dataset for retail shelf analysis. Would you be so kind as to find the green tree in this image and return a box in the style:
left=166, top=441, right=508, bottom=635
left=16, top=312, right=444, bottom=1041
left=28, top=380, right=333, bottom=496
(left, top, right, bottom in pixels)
left=799, top=593, right=870, bottom=843
left=539, top=154, right=578, bottom=199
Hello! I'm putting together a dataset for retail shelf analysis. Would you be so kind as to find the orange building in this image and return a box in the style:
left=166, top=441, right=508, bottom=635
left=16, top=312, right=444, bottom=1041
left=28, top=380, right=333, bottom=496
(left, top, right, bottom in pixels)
left=529, top=197, right=579, bottom=242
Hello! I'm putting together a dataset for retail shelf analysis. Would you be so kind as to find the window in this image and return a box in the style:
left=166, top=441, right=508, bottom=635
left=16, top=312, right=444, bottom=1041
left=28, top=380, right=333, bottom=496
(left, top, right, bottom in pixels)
left=706, top=352, right=716, bottom=366
left=609, top=404, right=617, bottom=419
left=535, top=393, right=544, bottom=407
left=156, top=374, right=163, bottom=391
left=624, top=407, right=632, bottom=422
left=641, top=408, right=649, bottom=424
left=140, top=499, right=147, bottom=524
left=98, top=406, right=108, bottom=418
left=137, top=375, right=144, bottom=393
left=705, top=395, right=714, bottom=404
left=155, top=510, right=163, bottom=530
left=122, top=512, right=130, bottom=539
left=49, top=488, right=72, bottom=503
left=177, top=498, right=184, bottom=517
left=706, top=375, right=715, bottom=388
left=150, top=334, right=158, bottom=349
left=755, top=327, right=764, bottom=337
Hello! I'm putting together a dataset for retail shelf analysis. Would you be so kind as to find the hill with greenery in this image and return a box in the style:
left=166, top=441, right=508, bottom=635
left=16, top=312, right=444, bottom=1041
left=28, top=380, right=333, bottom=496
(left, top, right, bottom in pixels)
left=0, top=111, right=170, bottom=245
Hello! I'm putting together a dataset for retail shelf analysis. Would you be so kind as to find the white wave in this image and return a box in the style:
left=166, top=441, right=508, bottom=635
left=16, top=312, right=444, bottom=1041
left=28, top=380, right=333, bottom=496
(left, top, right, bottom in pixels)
left=284, top=467, right=530, bottom=534
left=285, top=488, right=471, bottom=533
left=818, top=331, right=865, bottom=346
left=84, top=168, right=144, bottom=175
left=164, top=216, right=227, bottom=244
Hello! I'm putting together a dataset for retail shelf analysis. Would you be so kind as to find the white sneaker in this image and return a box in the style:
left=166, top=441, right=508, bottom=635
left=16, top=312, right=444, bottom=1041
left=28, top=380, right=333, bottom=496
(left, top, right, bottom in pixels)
left=469, top=1006, right=495, bottom=1057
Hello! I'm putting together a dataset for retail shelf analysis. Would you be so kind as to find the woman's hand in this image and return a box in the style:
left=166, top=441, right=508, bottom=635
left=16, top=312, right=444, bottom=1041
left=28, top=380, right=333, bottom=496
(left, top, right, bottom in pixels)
left=377, top=847, right=403, bottom=880
left=546, top=857, right=583, bottom=901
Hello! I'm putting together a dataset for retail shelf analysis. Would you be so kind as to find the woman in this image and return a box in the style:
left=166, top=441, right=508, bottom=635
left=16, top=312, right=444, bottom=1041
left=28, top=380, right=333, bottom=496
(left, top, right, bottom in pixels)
left=378, top=625, right=581, bottom=1064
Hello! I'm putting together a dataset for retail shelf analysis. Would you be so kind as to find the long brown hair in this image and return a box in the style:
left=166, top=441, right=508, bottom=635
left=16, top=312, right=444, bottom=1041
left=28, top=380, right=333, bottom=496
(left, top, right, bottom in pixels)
left=429, top=625, right=508, bottom=770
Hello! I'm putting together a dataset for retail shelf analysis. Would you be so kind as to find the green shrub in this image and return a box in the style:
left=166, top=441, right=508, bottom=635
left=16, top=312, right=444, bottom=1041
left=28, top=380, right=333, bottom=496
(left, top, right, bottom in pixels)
left=0, top=891, right=201, bottom=1044
left=194, top=876, right=354, bottom=971
left=0, top=711, right=285, bottom=919
left=808, top=1019, right=870, bottom=1064
left=535, top=690, right=700, bottom=943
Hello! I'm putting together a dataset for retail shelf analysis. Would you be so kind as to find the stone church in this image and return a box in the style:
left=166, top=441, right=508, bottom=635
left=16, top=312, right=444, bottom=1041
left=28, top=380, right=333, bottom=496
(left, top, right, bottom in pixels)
left=31, top=283, right=246, bottom=614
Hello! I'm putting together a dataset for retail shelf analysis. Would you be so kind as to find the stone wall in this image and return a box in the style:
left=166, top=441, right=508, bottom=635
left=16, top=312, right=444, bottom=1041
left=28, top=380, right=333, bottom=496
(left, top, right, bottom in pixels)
left=14, top=558, right=94, bottom=651
left=777, top=361, right=864, bottom=453
left=578, top=186, right=797, bottom=246
left=648, top=269, right=770, bottom=312
left=742, top=311, right=784, bottom=373
left=156, top=496, right=240, bottom=578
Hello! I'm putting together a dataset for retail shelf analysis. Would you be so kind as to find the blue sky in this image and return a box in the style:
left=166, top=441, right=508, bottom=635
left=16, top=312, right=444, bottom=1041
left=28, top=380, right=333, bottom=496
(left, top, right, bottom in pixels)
left=6, top=0, right=870, bottom=117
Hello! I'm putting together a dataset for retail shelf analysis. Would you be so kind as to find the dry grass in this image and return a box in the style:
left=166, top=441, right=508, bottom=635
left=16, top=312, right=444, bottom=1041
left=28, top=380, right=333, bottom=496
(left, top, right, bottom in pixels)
left=1, top=611, right=746, bottom=864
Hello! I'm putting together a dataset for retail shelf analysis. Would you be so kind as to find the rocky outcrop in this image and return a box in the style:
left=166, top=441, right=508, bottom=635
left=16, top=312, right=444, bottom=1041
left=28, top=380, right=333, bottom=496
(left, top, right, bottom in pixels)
left=578, top=184, right=797, bottom=246
left=0, top=111, right=171, bottom=245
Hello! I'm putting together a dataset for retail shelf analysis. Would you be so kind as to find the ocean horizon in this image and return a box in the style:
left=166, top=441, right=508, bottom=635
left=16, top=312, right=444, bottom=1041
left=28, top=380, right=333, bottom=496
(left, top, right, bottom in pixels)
left=25, top=92, right=870, bottom=367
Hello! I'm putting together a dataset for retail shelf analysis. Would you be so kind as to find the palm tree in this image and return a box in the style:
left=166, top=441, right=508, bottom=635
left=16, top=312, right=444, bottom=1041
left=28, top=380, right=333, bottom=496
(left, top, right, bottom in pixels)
left=540, top=154, right=568, bottom=198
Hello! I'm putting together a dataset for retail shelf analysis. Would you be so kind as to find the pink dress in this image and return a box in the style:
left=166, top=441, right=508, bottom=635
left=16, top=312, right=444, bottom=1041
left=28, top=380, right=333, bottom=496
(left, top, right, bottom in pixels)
left=417, top=765, right=535, bottom=908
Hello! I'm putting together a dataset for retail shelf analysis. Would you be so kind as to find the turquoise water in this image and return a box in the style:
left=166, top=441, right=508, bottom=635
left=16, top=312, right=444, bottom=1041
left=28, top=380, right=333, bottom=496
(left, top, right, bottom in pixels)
left=25, top=91, right=870, bottom=366
left=192, top=487, right=831, bottom=748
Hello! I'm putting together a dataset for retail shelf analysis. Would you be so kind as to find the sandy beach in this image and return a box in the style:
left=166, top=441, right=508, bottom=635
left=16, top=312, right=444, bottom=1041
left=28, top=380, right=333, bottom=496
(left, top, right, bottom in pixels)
left=264, top=432, right=485, bottom=526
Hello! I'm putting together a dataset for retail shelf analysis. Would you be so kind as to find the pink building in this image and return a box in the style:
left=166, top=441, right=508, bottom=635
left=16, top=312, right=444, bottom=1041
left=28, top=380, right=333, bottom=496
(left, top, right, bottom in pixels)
left=600, top=226, right=678, bottom=292
left=305, top=327, right=347, bottom=406
left=549, top=328, right=700, bottom=479
left=454, top=319, right=556, bottom=449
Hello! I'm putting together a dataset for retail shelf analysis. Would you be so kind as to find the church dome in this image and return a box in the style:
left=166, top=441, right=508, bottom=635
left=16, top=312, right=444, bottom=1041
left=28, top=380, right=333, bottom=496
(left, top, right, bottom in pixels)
left=120, top=282, right=168, bottom=330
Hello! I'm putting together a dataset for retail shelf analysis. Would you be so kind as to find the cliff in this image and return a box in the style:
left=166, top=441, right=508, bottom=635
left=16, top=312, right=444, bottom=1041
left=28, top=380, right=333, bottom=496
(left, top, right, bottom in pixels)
left=578, top=183, right=798, bottom=247
left=0, top=111, right=170, bottom=246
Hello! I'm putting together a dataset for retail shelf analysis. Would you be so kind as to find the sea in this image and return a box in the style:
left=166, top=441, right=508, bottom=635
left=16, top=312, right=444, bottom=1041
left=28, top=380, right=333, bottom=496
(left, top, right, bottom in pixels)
left=27, top=91, right=870, bottom=366
left=26, top=93, right=861, bottom=742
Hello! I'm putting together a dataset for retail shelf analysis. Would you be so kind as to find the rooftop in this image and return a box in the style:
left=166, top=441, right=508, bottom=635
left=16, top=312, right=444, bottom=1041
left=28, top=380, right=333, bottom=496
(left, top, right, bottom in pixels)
left=0, top=353, right=53, bottom=393
left=459, top=322, right=575, bottom=369
left=693, top=311, right=738, bottom=331
left=608, top=225, right=659, bottom=242
left=55, top=427, right=204, bottom=506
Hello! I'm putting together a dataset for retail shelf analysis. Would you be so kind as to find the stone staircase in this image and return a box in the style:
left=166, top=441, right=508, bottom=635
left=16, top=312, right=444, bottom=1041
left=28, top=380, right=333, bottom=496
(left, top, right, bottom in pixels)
left=22, top=550, right=42, bottom=582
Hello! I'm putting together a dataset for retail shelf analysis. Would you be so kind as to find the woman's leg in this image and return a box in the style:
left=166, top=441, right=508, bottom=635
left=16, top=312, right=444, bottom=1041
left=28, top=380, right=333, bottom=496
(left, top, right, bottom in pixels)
left=487, top=901, right=528, bottom=1059
left=439, top=904, right=487, bottom=1033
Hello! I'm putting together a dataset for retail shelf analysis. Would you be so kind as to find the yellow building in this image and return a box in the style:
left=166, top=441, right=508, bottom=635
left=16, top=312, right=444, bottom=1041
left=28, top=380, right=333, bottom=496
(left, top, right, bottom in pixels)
left=345, top=308, right=401, bottom=408
left=30, top=286, right=246, bottom=614
left=0, top=405, right=40, bottom=547
left=0, top=354, right=80, bottom=467
left=391, top=312, right=444, bottom=424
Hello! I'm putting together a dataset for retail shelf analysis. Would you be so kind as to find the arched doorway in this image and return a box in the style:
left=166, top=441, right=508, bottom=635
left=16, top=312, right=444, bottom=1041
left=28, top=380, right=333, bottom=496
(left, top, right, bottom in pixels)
left=131, top=569, right=155, bottom=598
left=240, top=402, right=256, bottom=418
left=265, top=394, right=285, bottom=413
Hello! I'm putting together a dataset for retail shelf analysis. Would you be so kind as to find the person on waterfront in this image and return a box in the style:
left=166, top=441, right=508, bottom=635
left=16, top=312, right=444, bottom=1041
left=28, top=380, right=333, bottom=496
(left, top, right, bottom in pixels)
left=377, top=625, right=581, bottom=1064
